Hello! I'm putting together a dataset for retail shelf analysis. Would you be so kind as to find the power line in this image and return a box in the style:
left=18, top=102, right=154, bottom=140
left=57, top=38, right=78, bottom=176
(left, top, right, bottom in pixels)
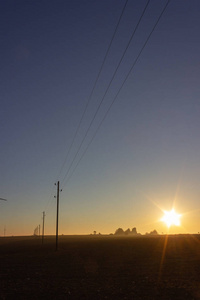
left=56, top=0, right=129, bottom=181
left=62, top=0, right=170, bottom=188
left=55, top=181, right=61, bottom=251
left=42, top=211, right=45, bottom=245
left=44, top=185, right=56, bottom=213
left=61, top=0, right=151, bottom=186
left=0, top=198, right=7, bottom=201
left=42, top=0, right=128, bottom=228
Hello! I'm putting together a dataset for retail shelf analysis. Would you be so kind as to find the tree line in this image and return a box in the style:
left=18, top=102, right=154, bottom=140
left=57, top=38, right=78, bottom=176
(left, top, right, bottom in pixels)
left=114, top=227, right=158, bottom=235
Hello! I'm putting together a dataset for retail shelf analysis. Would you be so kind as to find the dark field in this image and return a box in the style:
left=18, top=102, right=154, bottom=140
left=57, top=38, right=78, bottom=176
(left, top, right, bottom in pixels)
left=0, top=235, right=200, bottom=299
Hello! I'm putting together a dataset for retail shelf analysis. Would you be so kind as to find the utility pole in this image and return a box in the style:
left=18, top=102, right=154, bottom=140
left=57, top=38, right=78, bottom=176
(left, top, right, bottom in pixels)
left=42, top=211, right=45, bottom=244
left=38, top=224, right=40, bottom=236
left=0, top=199, right=7, bottom=237
left=56, top=181, right=60, bottom=251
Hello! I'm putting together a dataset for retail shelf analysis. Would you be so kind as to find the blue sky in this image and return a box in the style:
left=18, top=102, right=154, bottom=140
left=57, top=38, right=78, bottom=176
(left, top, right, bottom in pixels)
left=1, top=0, right=200, bottom=236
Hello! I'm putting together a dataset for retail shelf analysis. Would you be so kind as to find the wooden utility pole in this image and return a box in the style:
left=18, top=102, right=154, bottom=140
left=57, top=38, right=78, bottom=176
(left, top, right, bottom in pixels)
left=56, top=181, right=60, bottom=251
left=42, top=211, right=45, bottom=244
left=0, top=199, right=7, bottom=237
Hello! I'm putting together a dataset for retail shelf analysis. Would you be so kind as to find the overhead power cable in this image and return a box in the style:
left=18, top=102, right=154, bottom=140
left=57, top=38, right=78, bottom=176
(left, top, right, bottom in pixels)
left=0, top=198, right=7, bottom=201
left=44, top=186, right=55, bottom=213
left=62, top=0, right=170, bottom=188
left=61, top=0, right=151, bottom=186
left=56, top=0, right=129, bottom=181
left=43, top=1, right=129, bottom=213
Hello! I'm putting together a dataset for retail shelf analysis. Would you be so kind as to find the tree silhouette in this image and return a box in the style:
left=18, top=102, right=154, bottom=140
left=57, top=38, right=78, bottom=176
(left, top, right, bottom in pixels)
left=124, top=228, right=131, bottom=235
left=115, top=228, right=124, bottom=235
left=131, top=227, right=137, bottom=235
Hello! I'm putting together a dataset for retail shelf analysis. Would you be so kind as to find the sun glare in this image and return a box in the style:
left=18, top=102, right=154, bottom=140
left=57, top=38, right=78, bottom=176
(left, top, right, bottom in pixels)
left=161, top=209, right=181, bottom=228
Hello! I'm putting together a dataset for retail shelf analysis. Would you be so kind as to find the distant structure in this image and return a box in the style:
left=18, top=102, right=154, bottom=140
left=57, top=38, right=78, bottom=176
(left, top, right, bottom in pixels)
left=33, top=225, right=40, bottom=236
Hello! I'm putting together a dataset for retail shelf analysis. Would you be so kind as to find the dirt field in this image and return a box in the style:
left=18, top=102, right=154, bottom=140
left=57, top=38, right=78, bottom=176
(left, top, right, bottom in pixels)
left=0, top=234, right=200, bottom=299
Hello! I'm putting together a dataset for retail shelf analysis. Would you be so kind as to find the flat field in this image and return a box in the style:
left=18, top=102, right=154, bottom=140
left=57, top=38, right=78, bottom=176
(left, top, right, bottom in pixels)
left=0, top=235, right=200, bottom=299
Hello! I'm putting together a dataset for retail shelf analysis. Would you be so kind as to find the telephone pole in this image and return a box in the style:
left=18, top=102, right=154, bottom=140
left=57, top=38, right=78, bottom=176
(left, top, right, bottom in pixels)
left=42, top=211, right=45, bottom=244
left=0, top=199, right=7, bottom=237
left=56, top=181, right=60, bottom=251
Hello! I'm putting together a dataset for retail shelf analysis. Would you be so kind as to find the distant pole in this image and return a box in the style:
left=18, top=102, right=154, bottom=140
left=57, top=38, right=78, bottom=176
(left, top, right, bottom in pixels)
left=42, top=211, right=45, bottom=244
left=39, top=224, right=40, bottom=236
left=0, top=199, right=7, bottom=237
left=56, top=181, right=60, bottom=251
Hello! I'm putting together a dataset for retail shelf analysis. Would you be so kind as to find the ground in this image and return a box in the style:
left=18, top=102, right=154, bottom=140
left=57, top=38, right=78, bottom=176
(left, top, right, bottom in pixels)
left=0, top=235, right=200, bottom=299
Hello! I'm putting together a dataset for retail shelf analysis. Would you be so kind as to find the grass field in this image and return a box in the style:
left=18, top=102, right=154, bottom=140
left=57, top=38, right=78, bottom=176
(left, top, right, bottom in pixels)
left=0, top=235, right=200, bottom=299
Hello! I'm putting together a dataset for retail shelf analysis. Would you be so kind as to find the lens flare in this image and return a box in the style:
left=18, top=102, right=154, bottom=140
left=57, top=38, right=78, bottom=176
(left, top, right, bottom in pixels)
left=161, top=209, right=181, bottom=228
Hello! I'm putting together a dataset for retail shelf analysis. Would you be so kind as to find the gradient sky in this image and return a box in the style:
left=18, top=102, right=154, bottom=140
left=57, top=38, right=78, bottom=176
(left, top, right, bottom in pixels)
left=1, top=0, right=200, bottom=236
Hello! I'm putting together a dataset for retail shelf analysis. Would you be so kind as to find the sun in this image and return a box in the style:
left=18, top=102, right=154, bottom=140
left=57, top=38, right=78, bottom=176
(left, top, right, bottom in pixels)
left=161, top=209, right=181, bottom=228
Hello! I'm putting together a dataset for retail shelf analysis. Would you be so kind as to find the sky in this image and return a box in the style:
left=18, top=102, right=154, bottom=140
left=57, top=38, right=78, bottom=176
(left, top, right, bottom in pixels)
left=1, top=0, right=200, bottom=236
